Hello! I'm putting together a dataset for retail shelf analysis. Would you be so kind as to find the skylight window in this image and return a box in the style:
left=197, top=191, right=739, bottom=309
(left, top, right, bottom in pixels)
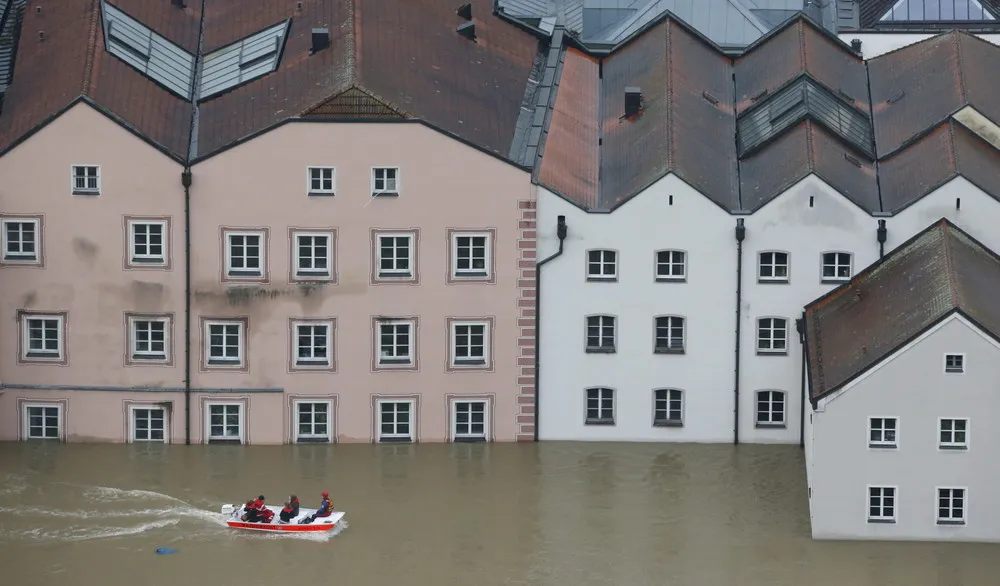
left=198, top=20, right=290, bottom=102
left=880, top=0, right=995, bottom=21
left=101, top=1, right=196, bottom=100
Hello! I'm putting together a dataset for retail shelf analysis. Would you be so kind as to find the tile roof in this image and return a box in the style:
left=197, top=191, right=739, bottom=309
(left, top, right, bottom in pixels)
left=868, top=30, right=1000, bottom=158
left=536, top=16, right=738, bottom=211
left=804, top=218, right=1000, bottom=401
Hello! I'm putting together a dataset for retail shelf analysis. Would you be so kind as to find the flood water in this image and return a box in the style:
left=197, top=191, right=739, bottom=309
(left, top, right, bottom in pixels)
left=1, top=442, right=998, bottom=586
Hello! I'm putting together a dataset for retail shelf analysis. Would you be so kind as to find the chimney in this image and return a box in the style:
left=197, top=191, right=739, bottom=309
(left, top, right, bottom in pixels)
left=457, top=21, right=476, bottom=42
left=850, top=38, right=862, bottom=53
left=457, top=2, right=472, bottom=20
left=171, top=0, right=185, bottom=7
left=311, top=28, right=330, bottom=54
left=624, top=87, right=642, bottom=117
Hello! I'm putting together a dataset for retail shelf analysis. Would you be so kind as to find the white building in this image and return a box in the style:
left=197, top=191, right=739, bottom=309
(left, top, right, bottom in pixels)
left=803, top=219, right=1000, bottom=542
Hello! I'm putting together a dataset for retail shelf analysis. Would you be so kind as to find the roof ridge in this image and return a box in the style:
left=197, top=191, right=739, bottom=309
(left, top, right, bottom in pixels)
left=941, top=220, right=961, bottom=310
left=81, top=0, right=100, bottom=95
left=349, top=0, right=360, bottom=86
left=665, top=20, right=673, bottom=171
left=954, top=30, right=968, bottom=104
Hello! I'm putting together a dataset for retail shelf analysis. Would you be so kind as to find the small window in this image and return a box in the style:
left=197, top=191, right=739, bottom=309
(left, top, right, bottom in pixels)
left=377, top=400, right=414, bottom=442
left=586, top=249, right=617, bottom=281
left=294, top=401, right=332, bottom=443
left=127, top=219, right=168, bottom=267
left=291, top=320, right=334, bottom=369
left=205, top=402, right=244, bottom=444
left=375, top=232, right=415, bottom=280
left=944, top=353, right=965, bottom=374
left=867, top=486, right=896, bottom=523
left=869, top=416, right=898, bottom=448
left=307, top=166, right=336, bottom=195
left=821, top=251, right=852, bottom=282
left=1, top=217, right=42, bottom=265
left=450, top=320, right=490, bottom=369
left=372, top=167, right=400, bottom=195
left=203, top=319, right=246, bottom=369
left=653, top=389, right=683, bottom=427
left=585, top=387, right=615, bottom=425
left=130, top=406, right=168, bottom=443
left=20, top=313, right=66, bottom=363
left=71, top=165, right=101, bottom=195
left=755, top=390, right=786, bottom=428
left=653, top=316, right=685, bottom=354
left=939, top=418, right=968, bottom=450
left=936, top=487, right=966, bottom=525
left=376, top=319, right=415, bottom=368
left=127, top=315, right=171, bottom=364
left=585, top=315, right=616, bottom=353
left=758, top=251, right=789, bottom=283
left=22, top=403, right=62, bottom=440
left=655, top=250, right=686, bottom=281
left=756, top=317, right=788, bottom=355
left=292, top=231, right=334, bottom=281
left=451, top=232, right=492, bottom=280
left=224, top=230, right=266, bottom=280
left=453, top=400, right=488, bottom=442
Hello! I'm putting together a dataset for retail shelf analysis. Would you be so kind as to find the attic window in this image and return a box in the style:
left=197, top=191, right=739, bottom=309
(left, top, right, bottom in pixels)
left=879, top=0, right=995, bottom=22
left=198, top=20, right=290, bottom=101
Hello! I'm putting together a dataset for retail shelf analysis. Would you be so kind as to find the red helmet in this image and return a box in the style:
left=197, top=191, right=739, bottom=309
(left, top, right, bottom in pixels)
left=253, top=499, right=263, bottom=507
left=321, top=491, right=329, bottom=498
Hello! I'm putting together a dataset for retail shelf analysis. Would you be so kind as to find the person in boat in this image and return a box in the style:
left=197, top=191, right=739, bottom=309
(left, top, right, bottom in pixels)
left=279, top=500, right=297, bottom=524
left=241, top=499, right=258, bottom=522
left=299, top=491, right=333, bottom=524
left=288, top=494, right=300, bottom=517
left=249, top=495, right=274, bottom=523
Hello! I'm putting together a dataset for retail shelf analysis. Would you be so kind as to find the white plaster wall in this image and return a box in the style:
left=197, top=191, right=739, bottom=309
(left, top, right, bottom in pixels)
left=885, top=177, right=1000, bottom=253
left=536, top=175, right=736, bottom=442
left=838, top=33, right=1000, bottom=59
left=740, top=176, right=881, bottom=443
left=809, top=315, right=1000, bottom=542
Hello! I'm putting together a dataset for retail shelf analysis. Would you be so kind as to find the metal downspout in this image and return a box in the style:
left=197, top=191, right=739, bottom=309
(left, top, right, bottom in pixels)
left=182, top=170, right=192, bottom=444
left=734, top=218, right=746, bottom=445
left=534, top=215, right=567, bottom=441
left=797, top=314, right=806, bottom=448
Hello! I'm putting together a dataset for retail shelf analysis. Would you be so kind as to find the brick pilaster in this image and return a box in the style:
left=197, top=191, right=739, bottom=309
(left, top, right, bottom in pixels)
left=515, top=200, right=537, bottom=441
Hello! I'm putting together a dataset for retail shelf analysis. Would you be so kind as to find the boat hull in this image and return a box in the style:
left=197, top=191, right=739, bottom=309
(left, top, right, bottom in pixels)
left=221, top=504, right=345, bottom=533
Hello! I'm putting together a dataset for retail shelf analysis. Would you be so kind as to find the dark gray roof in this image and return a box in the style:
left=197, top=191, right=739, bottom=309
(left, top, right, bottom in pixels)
left=804, top=219, right=1000, bottom=401
left=841, top=0, right=1000, bottom=30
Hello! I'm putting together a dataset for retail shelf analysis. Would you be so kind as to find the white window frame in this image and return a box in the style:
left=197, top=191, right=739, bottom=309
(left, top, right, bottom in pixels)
left=71, top=164, right=101, bottom=195
left=585, top=387, right=615, bottom=425
left=292, top=231, right=333, bottom=279
left=756, top=317, right=788, bottom=354
left=868, top=416, right=898, bottom=449
left=128, top=315, right=171, bottom=363
left=867, top=485, right=897, bottom=523
left=377, top=320, right=415, bottom=367
left=204, top=320, right=245, bottom=368
left=755, top=390, right=786, bottom=428
left=944, top=353, right=965, bottom=374
left=938, top=417, right=969, bottom=450
left=292, top=320, right=333, bottom=368
left=652, top=388, right=684, bottom=427
left=450, top=320, right=490, bottom=368
left=375, top=232, right=414, bottom=278
left=451, top=232, right=491, bottom=278
left=128, top=220, right=168, bottom=266
left=306, top=166, right=336, bottom=195
left=21, top=403, right=63, bottom=440
left=20, top=313, right=65, bottom=362
left=452, top=399, right=489, bottom=442
left=936, top=487, right=967, bottom=525
left=655, top=249, right=686, bottom=282
left=585, top=315, right=616, bottom=353
left=1, top=217, right=41, bottom=264
left=205, top=402, right=245, bottom=444
left=372, top=166, right=400, bottom=194
left=586, top=249, right=618, bottom=281
left=653, top=315, right=685, bottom=354
left=128, top=404, right=170, bottom=443
left=293, top=400, right=333, bottom=443
left=224, top=230, right=266, bottom=279
left=758, top=250, right=789, bottom=282
left=820, top=251, right=852, bottom=282
left=376, top=399, right=415, bottom=442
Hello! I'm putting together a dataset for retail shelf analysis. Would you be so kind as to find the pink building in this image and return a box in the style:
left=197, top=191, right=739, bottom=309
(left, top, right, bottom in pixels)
left=0, top=0, right=542, bottom=444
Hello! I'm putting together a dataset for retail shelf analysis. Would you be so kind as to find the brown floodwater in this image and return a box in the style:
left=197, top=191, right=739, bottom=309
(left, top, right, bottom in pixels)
left=0, top=442, right=997, bottom=586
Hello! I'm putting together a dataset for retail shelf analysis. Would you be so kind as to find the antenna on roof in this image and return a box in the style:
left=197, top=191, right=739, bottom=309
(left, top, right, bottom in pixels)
left=457, top=21, right=476, bottom=42
left=457, top=3, right=472, bottom=20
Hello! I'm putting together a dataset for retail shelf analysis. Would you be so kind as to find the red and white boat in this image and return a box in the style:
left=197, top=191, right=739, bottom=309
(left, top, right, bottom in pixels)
left=220, top=503, right=345, bottom=533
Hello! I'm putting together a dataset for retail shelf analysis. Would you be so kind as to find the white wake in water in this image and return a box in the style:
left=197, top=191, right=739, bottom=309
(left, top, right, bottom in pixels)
left=2, top=519, right=181, bottom=543
left=0, top=473, right=28, bottom=497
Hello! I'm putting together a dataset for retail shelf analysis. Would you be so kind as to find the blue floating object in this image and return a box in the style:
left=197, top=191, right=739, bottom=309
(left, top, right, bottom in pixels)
left=154, top=547, right=178, bottom=555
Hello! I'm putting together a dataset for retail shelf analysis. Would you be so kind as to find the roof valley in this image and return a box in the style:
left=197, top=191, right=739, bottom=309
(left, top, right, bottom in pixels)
left=185, top=0, right=207, bottom=162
